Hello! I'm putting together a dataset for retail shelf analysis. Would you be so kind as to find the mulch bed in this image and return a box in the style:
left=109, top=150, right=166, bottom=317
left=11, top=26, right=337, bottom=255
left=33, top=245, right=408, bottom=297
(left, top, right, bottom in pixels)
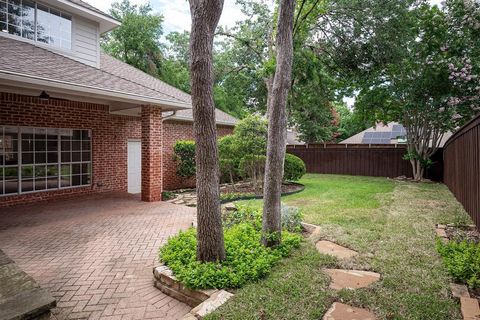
left=220, top=182, right=303, bottom=195
left=444, top=224, right=479, bottom=244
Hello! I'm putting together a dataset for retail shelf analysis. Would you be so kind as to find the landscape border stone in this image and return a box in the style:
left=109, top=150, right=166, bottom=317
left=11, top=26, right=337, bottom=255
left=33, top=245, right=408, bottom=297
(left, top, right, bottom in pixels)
left=153, top=264, right=234, bottom=319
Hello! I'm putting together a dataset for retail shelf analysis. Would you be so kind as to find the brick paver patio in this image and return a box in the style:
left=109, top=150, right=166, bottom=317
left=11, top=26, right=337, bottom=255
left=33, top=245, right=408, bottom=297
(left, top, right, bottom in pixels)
left=0, top=193, right=195, bottom=319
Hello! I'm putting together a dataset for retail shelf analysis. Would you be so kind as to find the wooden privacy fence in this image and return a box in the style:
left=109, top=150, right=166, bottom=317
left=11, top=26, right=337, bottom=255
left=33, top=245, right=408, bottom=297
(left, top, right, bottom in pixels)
left=443, top=114, right=480, bottom=229
left=286, top=144, right=414, bottom=178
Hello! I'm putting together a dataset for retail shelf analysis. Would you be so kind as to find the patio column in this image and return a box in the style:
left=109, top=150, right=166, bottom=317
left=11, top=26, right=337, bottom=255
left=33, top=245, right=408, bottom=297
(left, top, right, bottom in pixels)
left=141, top=105, right=163, bottom=202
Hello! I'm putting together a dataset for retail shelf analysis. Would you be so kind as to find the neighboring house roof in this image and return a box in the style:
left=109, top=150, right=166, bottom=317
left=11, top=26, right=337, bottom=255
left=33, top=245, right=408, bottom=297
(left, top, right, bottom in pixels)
left=286, top=129, right=305, bottom=145
left=341, top=122, right=406, bottom=144
left=340, top=122, right=452, bottom=147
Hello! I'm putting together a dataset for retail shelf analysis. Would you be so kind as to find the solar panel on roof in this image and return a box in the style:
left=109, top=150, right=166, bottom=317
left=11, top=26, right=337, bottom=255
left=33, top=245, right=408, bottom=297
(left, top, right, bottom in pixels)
left=363, top=132, right=375, bottom=138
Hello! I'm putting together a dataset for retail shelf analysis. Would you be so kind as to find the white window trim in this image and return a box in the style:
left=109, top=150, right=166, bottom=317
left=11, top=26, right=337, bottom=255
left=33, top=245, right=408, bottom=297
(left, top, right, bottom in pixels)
left=0, top=125, right=92, bottom=197
left=0, top=0, right=73, bottom=51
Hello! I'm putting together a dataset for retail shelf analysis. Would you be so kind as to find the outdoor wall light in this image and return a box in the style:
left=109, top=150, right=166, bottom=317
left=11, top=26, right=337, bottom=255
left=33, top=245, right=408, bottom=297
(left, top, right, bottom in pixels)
left=39, top=91, right=50, bottom=100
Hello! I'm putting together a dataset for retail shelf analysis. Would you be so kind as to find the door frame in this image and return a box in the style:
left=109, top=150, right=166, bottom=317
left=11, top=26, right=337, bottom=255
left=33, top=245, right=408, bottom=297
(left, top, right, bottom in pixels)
left=127, top=139, right=142, bottom=194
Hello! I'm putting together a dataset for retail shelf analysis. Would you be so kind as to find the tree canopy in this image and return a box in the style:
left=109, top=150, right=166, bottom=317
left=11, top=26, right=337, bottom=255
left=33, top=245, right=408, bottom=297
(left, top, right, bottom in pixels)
left=102, top=0, right=479, bottom=150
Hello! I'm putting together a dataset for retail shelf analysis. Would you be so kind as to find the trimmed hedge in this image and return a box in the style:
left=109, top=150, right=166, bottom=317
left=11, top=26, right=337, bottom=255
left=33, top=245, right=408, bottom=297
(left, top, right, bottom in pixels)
left=284, top=153, right=306, bottom=182
left=173, top=140, right=196, bottom=178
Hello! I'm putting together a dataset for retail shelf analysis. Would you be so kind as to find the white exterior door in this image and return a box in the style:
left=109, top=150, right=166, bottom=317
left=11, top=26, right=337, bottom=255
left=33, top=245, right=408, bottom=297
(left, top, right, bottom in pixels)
left=127, top=140, right=142, bottom=194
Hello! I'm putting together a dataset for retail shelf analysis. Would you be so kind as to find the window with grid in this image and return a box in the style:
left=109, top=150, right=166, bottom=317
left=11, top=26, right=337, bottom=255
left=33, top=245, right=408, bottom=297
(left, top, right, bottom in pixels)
left=0, top=126, right=91, bottom=196
left=0, top=0, right=72, bottom=50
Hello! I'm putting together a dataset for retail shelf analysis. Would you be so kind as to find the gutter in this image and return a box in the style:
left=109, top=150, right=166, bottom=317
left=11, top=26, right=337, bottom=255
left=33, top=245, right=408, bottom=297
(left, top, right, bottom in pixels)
left=0, top=69, right=191, bottom=110
left=161, top=111, right=177, bottom=121
left=167, top=115, right=237, bottom=127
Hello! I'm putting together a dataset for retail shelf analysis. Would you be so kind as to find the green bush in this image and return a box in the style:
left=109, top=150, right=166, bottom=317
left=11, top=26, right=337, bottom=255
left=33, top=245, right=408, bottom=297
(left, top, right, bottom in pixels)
left=436, top=239, right=480, bottom=288
left=173, top=140, right=196, bottom=178
left=222, top=204, right=263, bottom=229
left=159, top=223, right=301, bottom=289
left=222, top=203, right=303, bottom=233
left=283, top=153, right=306, bottom=182
left=280, top=205, right=304, bottom=232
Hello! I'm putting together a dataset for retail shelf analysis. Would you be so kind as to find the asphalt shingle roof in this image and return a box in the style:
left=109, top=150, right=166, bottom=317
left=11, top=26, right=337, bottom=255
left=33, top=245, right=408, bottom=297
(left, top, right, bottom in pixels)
left=100, top=52, right=238, bottom=126
left=0, top=36, right=238, bottom=126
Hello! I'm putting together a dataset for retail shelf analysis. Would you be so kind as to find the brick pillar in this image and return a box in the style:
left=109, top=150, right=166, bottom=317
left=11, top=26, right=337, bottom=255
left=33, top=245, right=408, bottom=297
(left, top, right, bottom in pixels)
left=141, top=105, right=163, bottom=202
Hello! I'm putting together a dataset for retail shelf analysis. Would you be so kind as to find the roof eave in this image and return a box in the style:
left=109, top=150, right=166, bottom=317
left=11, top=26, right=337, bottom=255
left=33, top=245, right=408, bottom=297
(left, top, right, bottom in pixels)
left=0, top=70, right=191, bottom=111
left=47, top=0, right=121, bottom=34
left=168, top=115, right=236, bottom=127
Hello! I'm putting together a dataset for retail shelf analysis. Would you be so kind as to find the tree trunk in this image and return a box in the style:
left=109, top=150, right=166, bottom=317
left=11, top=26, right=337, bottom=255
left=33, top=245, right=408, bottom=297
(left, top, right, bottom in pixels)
left=262, top=0, right=296, bottom=247
left=188, top=0, right=225, bottom=262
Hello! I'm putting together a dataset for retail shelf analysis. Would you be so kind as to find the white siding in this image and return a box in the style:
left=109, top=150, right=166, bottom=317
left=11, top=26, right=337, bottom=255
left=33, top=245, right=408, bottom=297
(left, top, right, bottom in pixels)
left=72, top=16, right=100, bottom=67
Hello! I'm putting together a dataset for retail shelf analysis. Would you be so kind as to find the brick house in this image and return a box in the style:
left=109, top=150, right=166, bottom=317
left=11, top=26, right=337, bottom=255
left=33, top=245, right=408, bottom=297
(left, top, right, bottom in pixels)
left=0, top=0, right=237, bottom=207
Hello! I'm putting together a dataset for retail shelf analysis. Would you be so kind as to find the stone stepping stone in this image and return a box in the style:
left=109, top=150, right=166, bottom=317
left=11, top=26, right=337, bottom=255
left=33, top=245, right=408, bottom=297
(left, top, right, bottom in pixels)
left=460, top=297, right=480, bottom=320
left=324, top=269, right=381, bottom=290
left=450, top=283, right=470, bottom=298
left=323, top=302, right=376, bottom=320
left=315, top=240, right=358, bottom=260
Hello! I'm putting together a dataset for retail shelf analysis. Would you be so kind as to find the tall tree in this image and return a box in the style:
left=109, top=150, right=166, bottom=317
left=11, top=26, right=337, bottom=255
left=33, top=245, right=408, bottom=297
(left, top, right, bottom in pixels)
left=102, top=0, right=164, bottom=76
left=262, top=0, right=296, bottom=247
left=188, top=0, right=226, bottom=262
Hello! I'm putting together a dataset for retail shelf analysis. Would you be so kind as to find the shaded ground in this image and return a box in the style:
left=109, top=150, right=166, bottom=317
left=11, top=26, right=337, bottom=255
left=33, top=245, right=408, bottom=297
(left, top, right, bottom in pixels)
left=207, top=174, right=472, bottom=320
left=0, top=193, right=195, bottom=320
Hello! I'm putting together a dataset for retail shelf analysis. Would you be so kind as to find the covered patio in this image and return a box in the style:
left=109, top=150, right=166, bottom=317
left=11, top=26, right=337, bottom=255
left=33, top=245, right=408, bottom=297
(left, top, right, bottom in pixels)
left=0, top=193, right=195, bottom=319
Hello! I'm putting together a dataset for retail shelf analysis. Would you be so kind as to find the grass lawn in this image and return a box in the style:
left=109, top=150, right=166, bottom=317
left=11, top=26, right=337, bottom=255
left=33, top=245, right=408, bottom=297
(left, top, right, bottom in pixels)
left=206, top=174, right=473, bottom=320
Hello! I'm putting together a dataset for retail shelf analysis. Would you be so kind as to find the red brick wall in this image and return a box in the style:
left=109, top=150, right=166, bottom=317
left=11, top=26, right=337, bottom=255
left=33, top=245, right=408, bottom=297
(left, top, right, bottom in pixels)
left=0, top=92, right=141, bottom=207
left=162, top=120, right=234, bottom=190
left=141, top=106, right=163, bottom=201
left=0, top=92, right=235, bottom=206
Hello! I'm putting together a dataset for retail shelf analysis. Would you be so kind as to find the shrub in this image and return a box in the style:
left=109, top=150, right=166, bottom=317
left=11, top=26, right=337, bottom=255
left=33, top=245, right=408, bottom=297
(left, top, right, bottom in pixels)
left=173, top=140, right=196, bottom=178
left=159, top=223, right=301, bottom=289
left=281, top=205, right=303, bottom=232
left=233, top=115, right=268, bottom=157
left=436, top=239, right=480, bottom=288
left=222, top=204, right=263, bottom=229
left=222, top=203, right=303, bottom=233
left=283, top=153, right=306, bottom=182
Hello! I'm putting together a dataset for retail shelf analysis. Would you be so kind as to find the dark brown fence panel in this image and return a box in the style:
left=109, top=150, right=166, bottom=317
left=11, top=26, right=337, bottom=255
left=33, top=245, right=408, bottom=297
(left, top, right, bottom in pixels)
left=444, top=114, right=480, bottom=229
left=286, top=144, right=414, bottom=178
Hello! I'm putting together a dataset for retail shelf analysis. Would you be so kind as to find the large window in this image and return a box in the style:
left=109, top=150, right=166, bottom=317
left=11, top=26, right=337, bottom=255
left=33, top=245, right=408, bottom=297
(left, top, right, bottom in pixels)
left=0, top=0, right=72, bottom=49
left=0, top=126, right=91, bottom=196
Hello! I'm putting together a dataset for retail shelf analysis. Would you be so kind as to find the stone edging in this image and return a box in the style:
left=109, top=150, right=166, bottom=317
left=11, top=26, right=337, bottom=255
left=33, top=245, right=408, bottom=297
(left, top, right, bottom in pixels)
left=153, top=265, right=233, bottom=319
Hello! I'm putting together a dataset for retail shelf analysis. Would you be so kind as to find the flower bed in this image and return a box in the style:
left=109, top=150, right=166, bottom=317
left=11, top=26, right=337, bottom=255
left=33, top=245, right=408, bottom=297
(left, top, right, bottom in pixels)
left=158, top=205, right=303, bottom=290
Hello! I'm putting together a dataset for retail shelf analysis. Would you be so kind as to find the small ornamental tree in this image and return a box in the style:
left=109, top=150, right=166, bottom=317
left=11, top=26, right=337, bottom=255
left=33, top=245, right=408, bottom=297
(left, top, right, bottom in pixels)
left=232, top=114, right=268, bottom=157
left=356, top=1, right=479, bottom=181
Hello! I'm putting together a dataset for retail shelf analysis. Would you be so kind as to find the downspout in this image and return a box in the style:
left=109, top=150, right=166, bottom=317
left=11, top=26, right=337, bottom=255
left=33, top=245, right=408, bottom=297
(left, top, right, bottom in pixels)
left=161, top=110, right=177, bottom=122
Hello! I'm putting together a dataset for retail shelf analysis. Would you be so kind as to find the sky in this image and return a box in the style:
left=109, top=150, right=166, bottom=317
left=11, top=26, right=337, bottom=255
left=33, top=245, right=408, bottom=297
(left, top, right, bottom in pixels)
left=85, top=0, right=444, bottom=107
left=84, top=0, right=250, bottom=34
left=85, top=0, right=443, bottom=35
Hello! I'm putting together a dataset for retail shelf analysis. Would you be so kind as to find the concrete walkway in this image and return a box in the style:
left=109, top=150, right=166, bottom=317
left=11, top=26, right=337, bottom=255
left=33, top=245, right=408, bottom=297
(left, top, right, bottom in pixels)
left=0, top=193, right=195, bottom=320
